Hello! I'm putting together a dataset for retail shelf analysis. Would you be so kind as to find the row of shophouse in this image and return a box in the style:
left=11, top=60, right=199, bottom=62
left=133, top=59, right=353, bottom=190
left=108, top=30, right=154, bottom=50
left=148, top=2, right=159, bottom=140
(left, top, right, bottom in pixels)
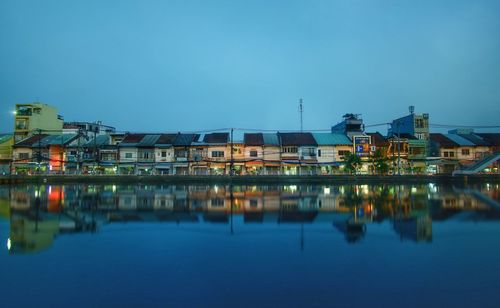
left=5, top=128, right=500, bottom=175
left=1, top=103, right=499, bottom=175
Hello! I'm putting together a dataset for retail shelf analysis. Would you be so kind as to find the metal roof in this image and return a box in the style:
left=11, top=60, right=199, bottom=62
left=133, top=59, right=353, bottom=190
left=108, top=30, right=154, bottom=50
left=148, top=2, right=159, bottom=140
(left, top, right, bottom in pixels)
left=138, top=134, right=160, bottom=147
left=313, top=133, right=352, bottom=145
left=39, top=134, right=78, bottom=146
left=458, top=134, right=489, bottom=146
left=444, top=134, right=475, bottom=146
left=83, top=135, right=111, bottom=147
left=279, top=132, right=317, bottom=146
left=0, top=134, right=13, bottom=144
left=262, top=133, right=280, bottom=146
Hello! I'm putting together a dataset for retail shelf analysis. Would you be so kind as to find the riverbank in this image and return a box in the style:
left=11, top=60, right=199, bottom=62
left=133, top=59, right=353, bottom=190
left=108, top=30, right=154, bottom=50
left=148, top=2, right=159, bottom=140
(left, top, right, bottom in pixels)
left=1, top=174, right=499, bottom=185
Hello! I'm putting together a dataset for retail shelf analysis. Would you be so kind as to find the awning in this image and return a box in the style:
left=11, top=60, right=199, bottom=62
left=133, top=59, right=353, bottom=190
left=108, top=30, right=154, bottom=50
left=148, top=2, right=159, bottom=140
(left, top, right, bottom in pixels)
left=173, top=163, right=189, bottom=167
left=155, top=163, right=172, bottom=169
left=99, top=161, right=116, bottom=167
left=209, top=163, right=226, bottom=168
left=245, top=161, right=264, bottom=166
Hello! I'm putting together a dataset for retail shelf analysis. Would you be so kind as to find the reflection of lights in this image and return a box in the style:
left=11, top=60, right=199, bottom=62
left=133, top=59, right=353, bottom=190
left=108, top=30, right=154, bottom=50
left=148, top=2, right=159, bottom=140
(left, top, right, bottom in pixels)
left=48, top=185, right=52, bottom=195
left=289, top=185, right=297, bottom=192
left=112, top=185, right=117, bottom=193
left=361, top=185, right=369, bottom=195
left=323, top=187, right=331, bottom=195
left=214, top=185, right=218, bottom=193
left=486, top=183, right=490, bottom=191
left=411, top=187, right=417, bottom=193
left=428, top=183, right=437, bottom=193
left=7, top=238, right=11, bottom=251
left=34, top=190, right=39, bottom=198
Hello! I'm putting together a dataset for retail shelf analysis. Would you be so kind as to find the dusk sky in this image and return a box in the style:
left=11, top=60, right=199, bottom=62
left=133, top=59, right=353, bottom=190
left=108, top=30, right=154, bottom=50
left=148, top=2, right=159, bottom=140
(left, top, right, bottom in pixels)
left=1, top=0, right=499, bottom=134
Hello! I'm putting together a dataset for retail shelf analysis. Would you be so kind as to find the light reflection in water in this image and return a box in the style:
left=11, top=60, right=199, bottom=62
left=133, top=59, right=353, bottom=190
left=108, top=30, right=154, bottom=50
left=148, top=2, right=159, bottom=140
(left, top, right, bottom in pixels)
left=0, top=183, right=499, bottom=254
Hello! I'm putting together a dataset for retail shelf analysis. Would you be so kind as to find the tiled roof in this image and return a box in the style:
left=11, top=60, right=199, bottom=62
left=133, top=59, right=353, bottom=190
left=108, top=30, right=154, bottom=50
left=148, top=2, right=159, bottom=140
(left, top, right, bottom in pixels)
left=244, top=133, right=264, bottom=146
left=477, top=133, right=500, bottom=146
left=313, top=133, right=352, bottom=145
left=279, top=132, right=317, bottom=146
left=430, top=133, right=459, bottom=147
left=203, top=133, right=229, bottom=144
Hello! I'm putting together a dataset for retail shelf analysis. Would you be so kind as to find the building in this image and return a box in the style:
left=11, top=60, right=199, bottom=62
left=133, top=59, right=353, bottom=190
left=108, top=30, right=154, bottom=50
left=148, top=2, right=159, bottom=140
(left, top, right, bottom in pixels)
left=388, top=106, right=430, bottom=141
left=312, top=133, right=352, bottom=174
left=13, top=103, right=64, bottom=143
left=63, top=121, right=116, bottom=137
left=154, top=134, right=177, bottom=175
left=331, top=113, right=365, bottom=140
left=203, top=133, right=229, bottom=175
left=0, top=134, right=14, bottom=174
left=278, top=132, right=318, bottom=175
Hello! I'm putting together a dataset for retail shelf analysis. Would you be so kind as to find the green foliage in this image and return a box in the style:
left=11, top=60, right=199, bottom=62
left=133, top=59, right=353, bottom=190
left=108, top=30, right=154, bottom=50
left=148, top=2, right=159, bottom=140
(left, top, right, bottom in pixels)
left=372, top=149, right=390, bottom=175
left=343, top=152, right=362, bottom=174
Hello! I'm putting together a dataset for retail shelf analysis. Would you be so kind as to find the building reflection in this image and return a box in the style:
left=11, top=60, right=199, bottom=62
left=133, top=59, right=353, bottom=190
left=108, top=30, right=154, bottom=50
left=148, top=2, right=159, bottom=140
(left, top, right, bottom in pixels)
left=1, top=182, right=499, bottom=253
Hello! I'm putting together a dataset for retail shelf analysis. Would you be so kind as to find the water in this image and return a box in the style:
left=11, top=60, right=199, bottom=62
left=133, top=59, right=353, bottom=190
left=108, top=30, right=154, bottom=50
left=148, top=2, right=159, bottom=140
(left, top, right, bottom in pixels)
left=1, top=182, right=500, bottom=307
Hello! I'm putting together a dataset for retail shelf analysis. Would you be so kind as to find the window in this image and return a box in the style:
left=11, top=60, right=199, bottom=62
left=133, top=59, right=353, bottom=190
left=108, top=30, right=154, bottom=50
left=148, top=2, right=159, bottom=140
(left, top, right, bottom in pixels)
left=443, top=152, right=448, bottom=158
left=161, top=151, right=167, bottom=158
left=338, top=150, right=351, bottom=156
left=250, top=150, right=258, bottom=157
left=283, top=147, right=298, bottom=153
left=18, top=153, right=29, bottom=159
left=250, top=199, right=258, bottom=207
left=318, top=149, right=322, bottom=157
left=125, top=153, right=132, bottom=159
left=450, top=152, right=455, bottom=158
left=461, top=149, right=470, bottom=156
left=415, top=118, right=424, bottom=128
left=212, top=151, right=224, bottom=158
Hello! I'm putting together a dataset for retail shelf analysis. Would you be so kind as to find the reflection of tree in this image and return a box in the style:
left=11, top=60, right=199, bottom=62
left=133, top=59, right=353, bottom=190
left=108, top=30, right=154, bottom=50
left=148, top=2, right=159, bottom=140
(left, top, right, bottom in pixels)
left=342, top=186, right=363, bottom=208
left=369, top=185, right=393, bottom=221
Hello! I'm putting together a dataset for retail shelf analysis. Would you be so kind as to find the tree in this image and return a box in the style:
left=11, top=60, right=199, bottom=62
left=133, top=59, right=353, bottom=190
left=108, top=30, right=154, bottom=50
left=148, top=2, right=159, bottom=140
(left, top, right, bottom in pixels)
left=343, top=152, right=362, bottom=174
left=372, top=149, right=389, bottom=175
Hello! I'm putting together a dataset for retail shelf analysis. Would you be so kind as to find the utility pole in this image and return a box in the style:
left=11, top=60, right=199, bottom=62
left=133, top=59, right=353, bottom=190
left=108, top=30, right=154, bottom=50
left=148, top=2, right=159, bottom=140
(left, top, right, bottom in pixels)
left=230, top=128, right=234, bottom=176
left=397, top=123, right=401, bottom=176
left=299, top=98, right=304, bottom=132
left=36, top=129, right=42, bottom=175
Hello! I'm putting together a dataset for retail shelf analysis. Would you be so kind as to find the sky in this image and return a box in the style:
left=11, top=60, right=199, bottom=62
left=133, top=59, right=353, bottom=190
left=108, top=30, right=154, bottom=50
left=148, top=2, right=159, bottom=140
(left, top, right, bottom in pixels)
left=1, top=0, right=500, bottom=134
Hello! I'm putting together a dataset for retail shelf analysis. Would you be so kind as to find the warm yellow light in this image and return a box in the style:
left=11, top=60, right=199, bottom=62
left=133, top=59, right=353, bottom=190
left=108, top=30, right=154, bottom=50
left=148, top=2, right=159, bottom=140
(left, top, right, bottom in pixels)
left=7, top=238, right=11, bottom=251
left=323, top=187, right=331, bottom=195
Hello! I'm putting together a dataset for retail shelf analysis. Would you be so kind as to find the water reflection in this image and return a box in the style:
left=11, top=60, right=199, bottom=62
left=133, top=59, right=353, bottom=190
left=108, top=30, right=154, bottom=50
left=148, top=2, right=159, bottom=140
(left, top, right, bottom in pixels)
left=1, top=183, right=499, bottom=254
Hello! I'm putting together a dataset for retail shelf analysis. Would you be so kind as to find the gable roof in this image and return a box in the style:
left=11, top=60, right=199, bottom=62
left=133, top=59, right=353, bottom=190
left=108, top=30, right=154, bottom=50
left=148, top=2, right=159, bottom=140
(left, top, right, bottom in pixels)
left=477, top=133, right=500, bottom=146
left=444, top=134, right=475, bottom=146
left=430, top=133, right=459, bottom=147
left=203, top=133, right=229, bottom=144
left=174, top=133, right=199, bottom=146
left=14, top=134, right=50, bottom=147
left=244, top=133, right=264, bottom=146
left=156, top=134, right=177, bottom=145
left=83, top=135, right=111, bottom=148
left=0, top=134, right=13, bottom=144
left=279, top=132, right=317, bottom=146
left=366, top=132, right=387, bottom=146
left=262, top=133, right=280, bottom=146
left=120, top=133, right=146, bottom=146
left=457, top=133, right=489, bottom=146
left=313, top=133, right=352, bottom=145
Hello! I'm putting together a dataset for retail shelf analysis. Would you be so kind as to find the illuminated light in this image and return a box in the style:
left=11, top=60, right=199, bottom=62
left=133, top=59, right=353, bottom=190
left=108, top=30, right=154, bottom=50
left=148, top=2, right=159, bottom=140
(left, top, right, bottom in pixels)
left=7, top=238, right=11, bottom=251
left=289, top=185, right=297, bottom=192
left=112, top=185, right=117, bottom=193
left=323, top=187, right=331, bottom=195
left=34, top=190, right=39, bottom=198
left=411, top=187, right=417, bottom=193
left=214, top=185, right=218, bottom=193
left=12, top=111, right=17, bottom=115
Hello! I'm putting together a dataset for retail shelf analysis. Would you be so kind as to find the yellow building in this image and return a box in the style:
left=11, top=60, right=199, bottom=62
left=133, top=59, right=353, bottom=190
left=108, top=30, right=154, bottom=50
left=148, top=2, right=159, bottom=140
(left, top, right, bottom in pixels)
left=13, top=103, right=63, bottom=143
left=0, top=134, right=14, bottom=174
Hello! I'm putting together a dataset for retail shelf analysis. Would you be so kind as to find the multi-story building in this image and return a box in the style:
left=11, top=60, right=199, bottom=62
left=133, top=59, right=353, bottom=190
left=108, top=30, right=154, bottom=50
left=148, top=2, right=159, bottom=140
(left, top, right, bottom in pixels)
left=0, top=134, right=14, bottom=174
left=278, top=132, right=318, bottom=175
left=63, top=121, right=116, bottom=137
left=312, top=133, right=352, bottom=174
left=204, top=133, right=229, bottom=175
left=331, top=113, right=364, bottom=140
left=13, top=103, right=64, bottom=143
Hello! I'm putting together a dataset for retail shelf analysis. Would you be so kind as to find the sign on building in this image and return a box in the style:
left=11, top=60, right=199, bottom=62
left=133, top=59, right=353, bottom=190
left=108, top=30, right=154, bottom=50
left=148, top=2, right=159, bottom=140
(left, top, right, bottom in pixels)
left=353, top=136, right=371, bottom=157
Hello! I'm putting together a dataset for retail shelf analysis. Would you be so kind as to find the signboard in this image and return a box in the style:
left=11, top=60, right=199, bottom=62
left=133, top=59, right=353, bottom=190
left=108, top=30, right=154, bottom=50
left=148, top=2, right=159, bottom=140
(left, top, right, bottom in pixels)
left=353, top=136, right=371, bottom=157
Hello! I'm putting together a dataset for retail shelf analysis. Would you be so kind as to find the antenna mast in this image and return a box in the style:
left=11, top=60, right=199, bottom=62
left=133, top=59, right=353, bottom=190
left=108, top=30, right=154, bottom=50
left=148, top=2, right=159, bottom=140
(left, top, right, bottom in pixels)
left=299, top=98, right=303, bottom=132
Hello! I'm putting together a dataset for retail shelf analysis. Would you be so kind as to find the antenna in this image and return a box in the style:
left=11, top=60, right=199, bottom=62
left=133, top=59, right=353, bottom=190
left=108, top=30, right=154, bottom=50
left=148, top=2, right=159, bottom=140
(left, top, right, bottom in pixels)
left=299, top=98, right=303, bottom=132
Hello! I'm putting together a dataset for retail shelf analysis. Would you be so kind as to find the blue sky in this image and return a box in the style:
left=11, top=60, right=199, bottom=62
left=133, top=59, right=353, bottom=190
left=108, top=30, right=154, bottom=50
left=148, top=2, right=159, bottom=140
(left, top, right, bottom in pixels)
left=1, top=0, right=499, bottom=134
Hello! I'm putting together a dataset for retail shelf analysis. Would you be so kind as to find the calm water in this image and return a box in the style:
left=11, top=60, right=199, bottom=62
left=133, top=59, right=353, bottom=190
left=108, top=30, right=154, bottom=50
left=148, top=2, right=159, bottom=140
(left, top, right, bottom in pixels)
left=1, top=182, right=500, bottom=307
